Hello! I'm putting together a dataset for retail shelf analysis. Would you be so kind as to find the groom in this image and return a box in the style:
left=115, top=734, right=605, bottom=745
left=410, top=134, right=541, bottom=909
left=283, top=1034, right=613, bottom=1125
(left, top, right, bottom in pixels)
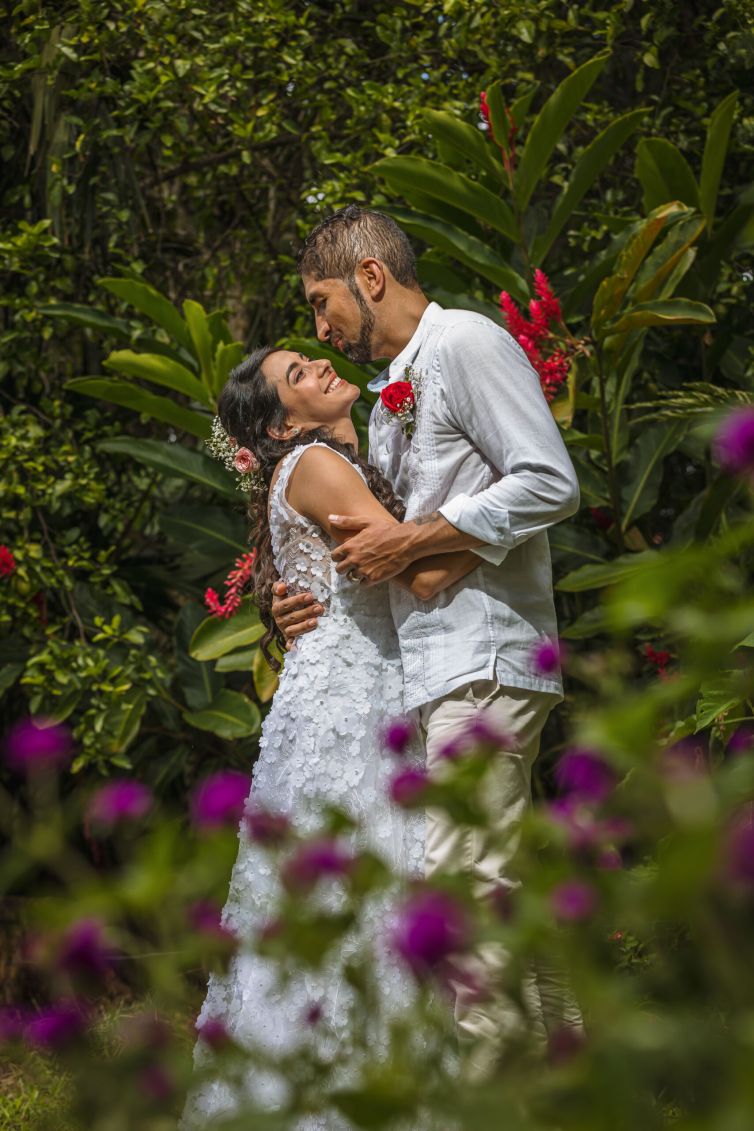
left=272, top=205, right=581, bottom=1070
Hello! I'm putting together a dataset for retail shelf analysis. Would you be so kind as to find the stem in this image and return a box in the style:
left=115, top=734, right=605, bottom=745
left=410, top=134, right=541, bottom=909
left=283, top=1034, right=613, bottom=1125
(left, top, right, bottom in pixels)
left=33, top=507, right=87, bottom=642
left=593, top=344, right=626, bottom=553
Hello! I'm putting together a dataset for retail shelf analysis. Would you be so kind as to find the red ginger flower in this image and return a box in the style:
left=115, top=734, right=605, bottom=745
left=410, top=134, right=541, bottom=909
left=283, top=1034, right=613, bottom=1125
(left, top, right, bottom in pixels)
left=499, top=271, right=571, bottom=403
left=0, top=546, right=16, bottom=577
left=204, top=550, right=257, bottom=619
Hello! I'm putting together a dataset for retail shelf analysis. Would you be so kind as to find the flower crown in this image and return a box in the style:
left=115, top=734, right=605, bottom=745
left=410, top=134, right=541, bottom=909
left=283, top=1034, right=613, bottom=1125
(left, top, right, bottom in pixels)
left=206, top=416, right=266, bottom=495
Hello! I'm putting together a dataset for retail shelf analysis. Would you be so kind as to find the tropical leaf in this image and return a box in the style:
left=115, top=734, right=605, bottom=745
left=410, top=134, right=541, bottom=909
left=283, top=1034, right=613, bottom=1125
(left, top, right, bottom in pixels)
left=108, top=689, right=147, bottom=755
left=695, top=672, right=744, bottom=732
left=214, top=647, right=257, bottom=672
left=99, top=277, right=192, bottom=350
left=158, top=505, right=248, bottom=557
left=533, top=108, right=648, bottom=261
left=103, top=350, right=211, bottom=405
left=620, top=422, right=686, bottom=530
left=515, top=51, right=611, bottom=210
left=630, top=384, right=753, bottom=425
left=607, top=298, right=715, bottom=335
left=183, top=299, right=216, bottom=394
left=65, top=377, right=212, bottom=439
left=557, top=551, right=659, bottom=592
left=252, top=647, right=279, bottom=702
left=38, top=302, right=132, bottom=339
left=373, top=156, right=519, bottom=242
left=700, top=92, right=738, bottom=228
left=183, top=689, right=261, bottom=739
left=189, top=599, right=266, bottom=661
left=385, top=206, right=529, bottom=300
left=424, top=109, right=505, bottom=183
left=98, top=436, right=237, bottom=498
left=0, top=662, right=25, bottom=698
left=635, top=138, right=700, bottom=212
left=631, top=213, right=706, bottom=305
left=214, top=341, right=245, bottom=396
left=561, top=606, right=609, bottom=639
left=175, top=602, right=223, bottom=711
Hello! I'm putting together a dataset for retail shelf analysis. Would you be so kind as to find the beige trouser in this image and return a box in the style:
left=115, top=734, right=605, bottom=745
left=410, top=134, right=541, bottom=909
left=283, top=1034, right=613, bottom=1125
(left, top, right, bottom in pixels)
left=419, top=679, right=583, bottom=1079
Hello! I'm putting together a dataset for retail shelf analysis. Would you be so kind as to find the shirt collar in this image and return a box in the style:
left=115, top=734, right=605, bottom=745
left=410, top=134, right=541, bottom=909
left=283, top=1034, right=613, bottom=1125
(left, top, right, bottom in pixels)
left=366, top=302, right=442, bottom=393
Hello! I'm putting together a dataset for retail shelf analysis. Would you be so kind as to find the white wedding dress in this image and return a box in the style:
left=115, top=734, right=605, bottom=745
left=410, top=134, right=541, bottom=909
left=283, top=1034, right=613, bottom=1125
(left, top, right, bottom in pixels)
left=181, top=443, right=425, bottom=1129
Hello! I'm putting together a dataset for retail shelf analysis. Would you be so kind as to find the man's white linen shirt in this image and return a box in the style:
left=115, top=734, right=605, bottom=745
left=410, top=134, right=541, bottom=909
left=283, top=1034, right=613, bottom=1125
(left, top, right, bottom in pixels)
left=367, top=302, right=580, bottom=711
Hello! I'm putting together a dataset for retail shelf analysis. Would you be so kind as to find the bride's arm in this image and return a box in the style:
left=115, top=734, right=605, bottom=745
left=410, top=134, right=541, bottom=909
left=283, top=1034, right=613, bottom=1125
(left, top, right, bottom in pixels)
left=288, top=447, right=479, bottom=601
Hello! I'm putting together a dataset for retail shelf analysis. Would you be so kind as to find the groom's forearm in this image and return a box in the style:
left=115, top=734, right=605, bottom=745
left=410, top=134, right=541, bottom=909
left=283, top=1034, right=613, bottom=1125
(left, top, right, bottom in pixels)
left=401, top=511, right=485, bottom=562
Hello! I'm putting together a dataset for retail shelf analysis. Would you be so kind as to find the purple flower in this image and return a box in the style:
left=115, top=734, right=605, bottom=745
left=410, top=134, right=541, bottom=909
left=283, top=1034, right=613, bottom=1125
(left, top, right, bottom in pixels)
left=393, top=890, right=470, bottom=977
left=5, top=718, right=72, bottom=773
left=547, top=1024, right=586, bottom=1065
left=88, top=779, right=152, bottom=827
left=244, top=805, right=291, bottom=846
left=660, top=738, right=708, bottom=780
left=549, top=880, right=598, bottom=922
left=197, top=1016, right=231, bottom=1050
left=304, top=1002, right=324, bottom=1026
left=547, top=799, right=631, bottom=856
left=727, top=725, right=754, bottom=756
left=281, top=839, right=353, bottom=893
left=596, top=846, right=623, bottom=871
left=382, top=717, right=416, bottom=756
left=531, top=637, right=564, bottom=676
left=190, top=771, right=250, bottom=829
left=25, top=1001, right=88, bottom=1048
left=555, top=749, right=615, bottom=803
left=389, top=767, right=429, bottom=807
left=723, top=808, right=754, bottom=893
left=187, top=899, right=235, bottom=943
left=57, top=918, right=113, bottom=980
left=438, top=715, right=515, bottom=760
left=139, top=1063, right=174, bottom=1101
left=713, top=406, right=754, bottom=475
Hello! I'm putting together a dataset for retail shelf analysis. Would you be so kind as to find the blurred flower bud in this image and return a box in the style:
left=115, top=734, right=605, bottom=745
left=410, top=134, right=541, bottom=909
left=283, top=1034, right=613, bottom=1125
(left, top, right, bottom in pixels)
left=281, top=839, right=353, bottom=893
left=549, top=880, right=598, bottom=922
left=244, top=805, right=291, bottom=846
left=382, top=717, right=416, bottom=756
left=5, top=718, right=72, bottom=774
left=190, top=771, right=250, bottom=830
left=88, top=779, right=152, bottom=828
left=389, top=767, right=429, bottom=807
left=393, top=889, right=470, bottom=978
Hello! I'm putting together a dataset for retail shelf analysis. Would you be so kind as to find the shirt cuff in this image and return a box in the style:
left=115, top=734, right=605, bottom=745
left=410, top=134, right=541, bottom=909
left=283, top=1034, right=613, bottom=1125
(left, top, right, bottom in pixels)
left=438, top=495, right=511, bottom=567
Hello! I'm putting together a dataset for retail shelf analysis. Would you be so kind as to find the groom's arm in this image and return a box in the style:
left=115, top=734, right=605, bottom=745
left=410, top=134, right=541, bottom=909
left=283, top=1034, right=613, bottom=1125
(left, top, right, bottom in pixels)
left=331, top=320, right=579, bottom=583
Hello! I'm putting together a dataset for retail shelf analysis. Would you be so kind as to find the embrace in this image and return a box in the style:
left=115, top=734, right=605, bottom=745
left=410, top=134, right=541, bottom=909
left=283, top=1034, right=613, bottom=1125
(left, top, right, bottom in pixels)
left=182, top=206, right=582, bottom=1127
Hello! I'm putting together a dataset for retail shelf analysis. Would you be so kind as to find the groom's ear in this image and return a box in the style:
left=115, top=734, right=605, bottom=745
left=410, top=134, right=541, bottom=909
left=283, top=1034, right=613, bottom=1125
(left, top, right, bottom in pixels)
left=356, top=257, right=386, bottom=300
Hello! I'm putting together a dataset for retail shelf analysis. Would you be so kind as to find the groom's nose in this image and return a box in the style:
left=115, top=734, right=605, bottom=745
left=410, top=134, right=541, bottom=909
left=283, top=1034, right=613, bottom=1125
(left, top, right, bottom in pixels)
left=315, top=311, right=331, bottom=342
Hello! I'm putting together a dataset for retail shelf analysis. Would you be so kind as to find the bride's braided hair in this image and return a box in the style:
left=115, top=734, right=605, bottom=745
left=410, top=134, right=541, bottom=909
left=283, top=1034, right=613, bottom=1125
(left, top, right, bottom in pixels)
left=217, top=346, right=405, bottom=669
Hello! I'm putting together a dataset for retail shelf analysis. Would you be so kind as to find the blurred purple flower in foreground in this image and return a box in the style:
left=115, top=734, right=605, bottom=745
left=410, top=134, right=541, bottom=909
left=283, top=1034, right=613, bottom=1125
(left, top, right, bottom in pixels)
left=382, top=717, right=416, bottom=756
left=531, top=637, right=564, bottom=676
left=191, top=771, right=250, bottom=829
left=727, top=725, right=754, bottom=756
left=555, top=749, right=615, bottom=803
left=389, top=767, right=429, bottom=807
left=197, top=1016, right=231, bottom=1050
left=244, top=805, right=291, bottom=846
left=88, top=779, right=152, bottom=827
left=281, top=838, right=353, bottom=893
left=5, top=718, right=72, bottom=773
left=438, top=714, right=515, bottom=761
left=549, top=880, right=598, bottom=922
left=140, top=1063, right=174, bottom=1101
left=25, top=1000, right=88, bottom=1048
left=57, top=918, right=113, bottom=980
left=713, top=406, right=754, bottom=475
left=393, top=889, right=470, bottom=977
left=304, top=1002, right=324, bottom=1026
left=187, top=899, right=236, bottom=943
left=723, top=808, right=754, bottom=893
left=547, top=1024, right=586, bottom=1065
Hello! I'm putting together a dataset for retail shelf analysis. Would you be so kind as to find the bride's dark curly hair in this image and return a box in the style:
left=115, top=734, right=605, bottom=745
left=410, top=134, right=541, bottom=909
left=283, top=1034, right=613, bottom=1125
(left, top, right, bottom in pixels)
left=217, top=346, right=405, bottom=669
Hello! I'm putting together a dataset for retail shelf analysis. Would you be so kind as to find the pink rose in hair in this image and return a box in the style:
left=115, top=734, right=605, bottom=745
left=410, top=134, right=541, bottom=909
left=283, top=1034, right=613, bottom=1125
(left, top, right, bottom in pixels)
left=233, top=447, right=258, bottom=474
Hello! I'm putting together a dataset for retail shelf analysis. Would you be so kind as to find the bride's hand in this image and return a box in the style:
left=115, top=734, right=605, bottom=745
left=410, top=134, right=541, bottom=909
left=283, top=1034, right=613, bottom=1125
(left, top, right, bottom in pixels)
left=271, top=581, right=323, bottom=646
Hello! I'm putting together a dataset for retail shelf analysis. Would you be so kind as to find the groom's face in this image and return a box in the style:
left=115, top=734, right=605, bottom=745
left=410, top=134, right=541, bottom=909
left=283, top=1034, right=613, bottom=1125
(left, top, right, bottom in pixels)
left=302, top=273, right=375, bottom=364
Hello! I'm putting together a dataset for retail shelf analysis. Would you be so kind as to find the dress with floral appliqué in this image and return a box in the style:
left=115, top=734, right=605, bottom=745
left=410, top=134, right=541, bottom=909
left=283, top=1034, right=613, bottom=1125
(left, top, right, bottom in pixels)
left=180, top=442, right=425, bottom=1129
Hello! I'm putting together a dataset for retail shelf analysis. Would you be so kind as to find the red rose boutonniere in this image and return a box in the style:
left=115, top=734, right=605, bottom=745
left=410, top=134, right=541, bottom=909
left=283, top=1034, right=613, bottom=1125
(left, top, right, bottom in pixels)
left=380, top=367, right=420, bottom=438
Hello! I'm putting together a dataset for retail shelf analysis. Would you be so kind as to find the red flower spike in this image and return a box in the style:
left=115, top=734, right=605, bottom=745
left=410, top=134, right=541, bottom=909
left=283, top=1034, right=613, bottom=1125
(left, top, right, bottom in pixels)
left=204, top=550, right=257, bottom=619
left=0, top=546, right=16, bottom=578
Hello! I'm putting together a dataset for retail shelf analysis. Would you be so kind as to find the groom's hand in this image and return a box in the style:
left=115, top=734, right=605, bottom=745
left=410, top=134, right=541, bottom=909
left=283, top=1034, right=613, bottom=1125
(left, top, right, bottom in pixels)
left=271, top=581, right=324, bottom=647
left=330, top=516, right=413, bottom=584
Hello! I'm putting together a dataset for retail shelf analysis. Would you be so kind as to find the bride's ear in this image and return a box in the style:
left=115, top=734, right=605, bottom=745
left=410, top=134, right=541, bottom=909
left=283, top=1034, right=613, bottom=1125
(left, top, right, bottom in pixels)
left=267, top=423, right=302, bottom=441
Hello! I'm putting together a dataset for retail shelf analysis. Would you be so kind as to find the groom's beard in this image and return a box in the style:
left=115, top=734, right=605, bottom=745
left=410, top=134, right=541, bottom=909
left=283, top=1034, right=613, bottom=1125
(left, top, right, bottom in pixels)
left=341, top=285, right=375, bottom=364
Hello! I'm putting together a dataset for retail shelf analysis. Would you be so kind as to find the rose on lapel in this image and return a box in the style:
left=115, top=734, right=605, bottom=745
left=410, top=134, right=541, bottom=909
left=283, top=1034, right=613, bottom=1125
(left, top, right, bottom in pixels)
left=380, top=382, right=415, bottom=414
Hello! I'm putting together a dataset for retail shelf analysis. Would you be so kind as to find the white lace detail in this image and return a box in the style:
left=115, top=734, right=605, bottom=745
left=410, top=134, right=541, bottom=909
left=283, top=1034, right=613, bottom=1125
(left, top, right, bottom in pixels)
left=180, top=441, right=425, bottom=1129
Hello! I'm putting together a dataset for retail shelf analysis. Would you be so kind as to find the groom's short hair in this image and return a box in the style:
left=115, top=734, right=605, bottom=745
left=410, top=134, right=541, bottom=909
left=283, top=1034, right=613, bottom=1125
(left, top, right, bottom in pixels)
left=297, top=205, right=419, bottom=288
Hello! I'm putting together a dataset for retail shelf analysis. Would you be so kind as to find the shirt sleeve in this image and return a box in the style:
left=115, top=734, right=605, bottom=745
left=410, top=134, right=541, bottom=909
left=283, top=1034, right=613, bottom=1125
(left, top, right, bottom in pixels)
left=437, top=319, right=580, bottom=563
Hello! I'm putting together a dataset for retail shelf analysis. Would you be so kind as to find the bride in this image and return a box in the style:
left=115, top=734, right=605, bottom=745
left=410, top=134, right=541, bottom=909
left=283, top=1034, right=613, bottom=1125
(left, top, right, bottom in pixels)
left=180, top=347, right=478, bottom=1128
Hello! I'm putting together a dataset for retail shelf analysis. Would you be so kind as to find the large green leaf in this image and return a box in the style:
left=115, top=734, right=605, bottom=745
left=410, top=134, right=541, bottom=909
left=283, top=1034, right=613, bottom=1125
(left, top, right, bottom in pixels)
left=190, top=599, right=266, bottom=661
left=515, top=51, right=610, bottom=210
left=214, top=646, right=257, bottom=672
left=632, top=214, right=706, bottom=304
left=0, top=662, right=25, bottom=698
left=65, top=377, right=212, bottom=439
left=183, top=689, right=261, bottom=739
left=700, top=91, right=739, bottom=228
left=159, top=504, right=247, bottom=556
left=424, top=110, right=505, bottom=183
left=533, top=108, right=648, bottom=261
left=695, top=672, right=744, bottom=732
left=99, top=277, right=192, bottom=350
left=373, top=156, right=519, bottom=242
left=214, top=341, right=245, bottom=397
left=607, top=298, right=715, bottom=335
left=183, top=299, right=216, bottom=395
left=107, top=689, right=147, bottom=755
left=176, top=602, right=223, bottom=712
left=635, top=139, right=700, bottom=212
left=103, top=350, right=211, bottom=406
left=620, top=422, right=686, bottom=530
left=38, top=302, right=132, bottom=339
left=252, top=647, right=278, bottom=702
left=557, top=551, right=659, bottom=592
left=98, top=436, right=237, bottom=499
left=385, top=206, right=528, bottom=300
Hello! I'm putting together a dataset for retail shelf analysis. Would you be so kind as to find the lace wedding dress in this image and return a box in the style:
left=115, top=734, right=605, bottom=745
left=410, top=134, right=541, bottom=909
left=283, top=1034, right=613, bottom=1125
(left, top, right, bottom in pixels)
left=181, top=443, right=425, bottom=1129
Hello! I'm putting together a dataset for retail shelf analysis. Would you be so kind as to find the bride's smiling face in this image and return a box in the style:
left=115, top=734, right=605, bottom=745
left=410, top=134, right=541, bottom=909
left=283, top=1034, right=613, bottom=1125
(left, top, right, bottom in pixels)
left=261, top=350, right=360, bottom=437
